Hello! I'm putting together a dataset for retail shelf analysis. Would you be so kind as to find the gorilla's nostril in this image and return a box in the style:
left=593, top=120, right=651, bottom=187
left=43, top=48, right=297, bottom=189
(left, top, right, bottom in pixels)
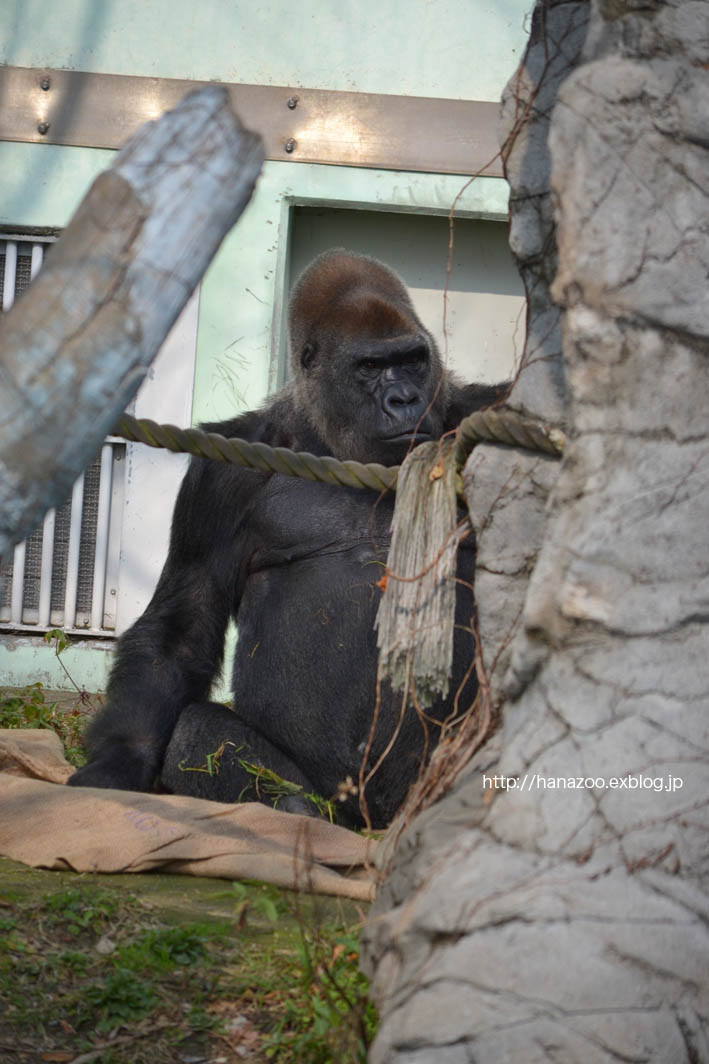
left=385, top=387, right=421, bottom=413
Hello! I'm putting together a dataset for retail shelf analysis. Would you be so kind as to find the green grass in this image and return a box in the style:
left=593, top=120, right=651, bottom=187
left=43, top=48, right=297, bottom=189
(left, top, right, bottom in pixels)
left=0, top=882, right=227, bottom=1060
left=0, top=673, right=377, bottom=1062
left=0, top=877, right=376, bottom=1063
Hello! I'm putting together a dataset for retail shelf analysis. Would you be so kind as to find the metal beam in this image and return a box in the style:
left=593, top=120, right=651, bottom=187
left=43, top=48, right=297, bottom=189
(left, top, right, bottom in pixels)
left=0, top=65, right=503, bottom=177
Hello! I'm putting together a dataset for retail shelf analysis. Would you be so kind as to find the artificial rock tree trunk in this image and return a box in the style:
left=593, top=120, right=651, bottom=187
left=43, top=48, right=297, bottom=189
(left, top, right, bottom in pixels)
left=362, top=2, right=709, bottom=1061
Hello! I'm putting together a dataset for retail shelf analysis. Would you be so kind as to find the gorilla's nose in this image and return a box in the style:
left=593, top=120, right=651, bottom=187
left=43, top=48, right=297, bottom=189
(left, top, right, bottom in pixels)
left=382, top=383, right=423, bottom=419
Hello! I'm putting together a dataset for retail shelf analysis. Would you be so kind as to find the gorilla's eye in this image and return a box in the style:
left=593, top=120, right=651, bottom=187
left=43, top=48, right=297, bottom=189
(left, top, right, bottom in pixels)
left=360, top=358, right=378, bottom=373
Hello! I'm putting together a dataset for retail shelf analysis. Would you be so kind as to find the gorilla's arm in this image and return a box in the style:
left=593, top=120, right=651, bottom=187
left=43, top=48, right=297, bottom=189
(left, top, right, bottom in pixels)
left=68, top=391, right=330, bottom=793
left=443, top=379, right=510, bottom=431
left=68, top=448, right=260, bottom=791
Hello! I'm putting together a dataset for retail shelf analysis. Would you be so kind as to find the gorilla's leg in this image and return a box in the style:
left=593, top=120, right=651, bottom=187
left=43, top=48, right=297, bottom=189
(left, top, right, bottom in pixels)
left=160, top=702, right=322, bottom=816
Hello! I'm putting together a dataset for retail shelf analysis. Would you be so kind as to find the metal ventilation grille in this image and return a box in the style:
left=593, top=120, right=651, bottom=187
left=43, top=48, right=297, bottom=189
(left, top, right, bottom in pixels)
left=0, top=235, right=125, bottom=636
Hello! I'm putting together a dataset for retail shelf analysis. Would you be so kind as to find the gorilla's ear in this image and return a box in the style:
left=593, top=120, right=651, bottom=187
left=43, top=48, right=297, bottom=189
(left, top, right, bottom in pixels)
left=300, top=342, right=316, bottom=371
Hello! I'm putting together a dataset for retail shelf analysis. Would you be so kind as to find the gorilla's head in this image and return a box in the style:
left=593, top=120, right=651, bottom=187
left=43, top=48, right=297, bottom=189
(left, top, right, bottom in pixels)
left=288, top=249, right=451, bottom=464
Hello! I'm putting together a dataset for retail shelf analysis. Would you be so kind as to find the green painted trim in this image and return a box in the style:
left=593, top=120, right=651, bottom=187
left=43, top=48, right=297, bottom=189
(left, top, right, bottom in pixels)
left=0, top=635, right=113, bottom=693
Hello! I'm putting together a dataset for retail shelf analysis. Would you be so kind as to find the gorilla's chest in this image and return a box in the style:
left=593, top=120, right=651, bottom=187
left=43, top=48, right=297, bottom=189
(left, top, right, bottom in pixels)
left=245, top=474, right=393, bottom=573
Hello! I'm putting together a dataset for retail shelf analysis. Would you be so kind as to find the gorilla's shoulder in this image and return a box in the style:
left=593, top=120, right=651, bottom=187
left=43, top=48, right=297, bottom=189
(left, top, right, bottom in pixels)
left=199, top=384, right=329, bottom=456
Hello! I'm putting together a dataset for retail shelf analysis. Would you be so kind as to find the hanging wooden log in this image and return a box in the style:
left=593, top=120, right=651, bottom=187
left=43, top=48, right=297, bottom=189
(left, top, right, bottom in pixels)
left=376, top=438, right=462, bottom=706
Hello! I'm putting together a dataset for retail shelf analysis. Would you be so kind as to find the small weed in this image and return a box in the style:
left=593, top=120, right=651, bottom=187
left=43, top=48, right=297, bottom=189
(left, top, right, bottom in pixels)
left=0, top=631, right=106, bottom=767
left=178, top=736, right=238, bottom=776
left=44, top=628, right=102, bottom=716
left=0, top=679, right=86, bottom=766
left=44, top=627, right=71, bottom=655
left=43, top=885, right=121, bottom=935
left=81, top=967, right=159, bottom=1030
left=239, top=760, right=338, bottom=822
left=116, top=923, right=216, bottom=972
left=0, top=682, right=54, bottom=728
left=231, top=920, right=377, bottom=1062
left=58, top=948, right=90, bottom=973
left=220, top=879, right=290, bottom=925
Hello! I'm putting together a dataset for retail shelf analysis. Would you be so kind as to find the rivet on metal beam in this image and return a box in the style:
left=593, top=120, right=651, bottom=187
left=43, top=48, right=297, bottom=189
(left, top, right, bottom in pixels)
left=287, top=96, right=298, bottom=110
left=37, top=122, right=50, bottom=135
left=284, top=138, right=297, bottom=153
left=40, top=77, right=51, bottom=91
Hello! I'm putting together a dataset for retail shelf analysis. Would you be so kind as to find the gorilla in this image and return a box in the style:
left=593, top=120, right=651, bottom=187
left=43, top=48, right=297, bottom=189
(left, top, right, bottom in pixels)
left=69, top=249, right=506, bottom=828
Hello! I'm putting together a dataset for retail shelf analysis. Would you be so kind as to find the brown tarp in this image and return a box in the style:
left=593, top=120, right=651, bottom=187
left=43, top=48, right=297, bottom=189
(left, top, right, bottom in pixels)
left=0, top=729, right=377, bottom=900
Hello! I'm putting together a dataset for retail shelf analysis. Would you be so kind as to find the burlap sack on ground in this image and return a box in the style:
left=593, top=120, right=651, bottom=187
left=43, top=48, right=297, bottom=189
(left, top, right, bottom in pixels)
left=0, top=729, right=377, bottom=900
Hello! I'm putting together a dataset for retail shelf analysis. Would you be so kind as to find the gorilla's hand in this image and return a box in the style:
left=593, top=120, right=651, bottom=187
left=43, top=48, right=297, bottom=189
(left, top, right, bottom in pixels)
left=67, top=741, right=157, bottom=792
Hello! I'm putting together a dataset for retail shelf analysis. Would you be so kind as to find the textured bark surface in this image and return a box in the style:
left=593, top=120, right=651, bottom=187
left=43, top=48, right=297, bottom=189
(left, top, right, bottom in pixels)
left=0, top=85, right=264, bottom=560
left=362, top=2, right=709, bottom=1061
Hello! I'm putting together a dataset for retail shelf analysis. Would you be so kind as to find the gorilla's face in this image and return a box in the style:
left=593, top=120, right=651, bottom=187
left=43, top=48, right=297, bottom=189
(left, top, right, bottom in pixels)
left=289, top=250, right=447, bottom=464
left=305, top=330, right=440, bottom=465
left=352, top=335, right=435, bottom=458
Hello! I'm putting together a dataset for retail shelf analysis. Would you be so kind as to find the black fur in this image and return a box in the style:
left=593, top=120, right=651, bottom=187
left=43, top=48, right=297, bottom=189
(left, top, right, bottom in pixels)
left=68, top=250, right=507, bottom=828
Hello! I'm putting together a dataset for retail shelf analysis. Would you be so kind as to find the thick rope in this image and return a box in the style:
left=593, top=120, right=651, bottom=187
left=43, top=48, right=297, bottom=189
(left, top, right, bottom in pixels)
left=114, top=414, right=399, bottom=492
left=455, top=407, right=565, bottom=462
left=114, top=408, right=565, bottom=493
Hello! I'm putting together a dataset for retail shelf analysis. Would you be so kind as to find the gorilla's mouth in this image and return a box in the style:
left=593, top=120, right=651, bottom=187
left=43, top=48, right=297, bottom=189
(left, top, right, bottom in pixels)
left=381, top=429, right=430, bottom=442
left=381, top=429, right=433, bottom=445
